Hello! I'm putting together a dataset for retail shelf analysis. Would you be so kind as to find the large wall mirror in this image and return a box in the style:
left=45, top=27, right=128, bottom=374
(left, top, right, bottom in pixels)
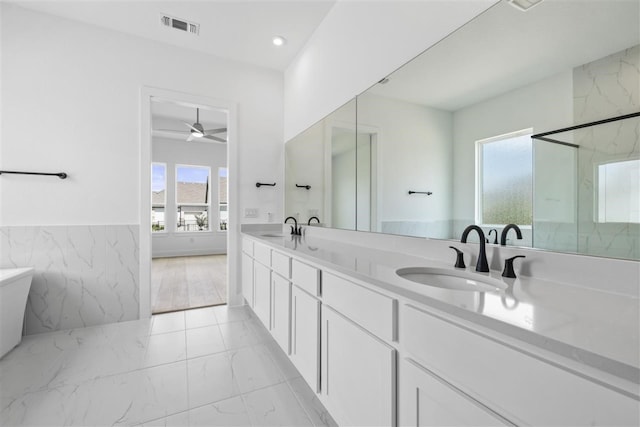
left=285, top=0, right=639, bottom=260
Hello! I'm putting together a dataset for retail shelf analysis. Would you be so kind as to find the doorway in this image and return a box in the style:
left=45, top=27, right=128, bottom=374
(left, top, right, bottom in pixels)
left=149, top=98, right=229, bottom=314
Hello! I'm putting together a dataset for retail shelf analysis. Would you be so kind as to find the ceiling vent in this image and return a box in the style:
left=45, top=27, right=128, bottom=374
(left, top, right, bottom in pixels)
left=160, top=14, right=199, bottom=35
left=506, top=0, right=543, bottom=11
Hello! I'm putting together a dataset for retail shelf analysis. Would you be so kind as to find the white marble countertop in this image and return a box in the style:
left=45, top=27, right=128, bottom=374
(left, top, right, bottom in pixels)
left=242, top=231, right=639, bottom=391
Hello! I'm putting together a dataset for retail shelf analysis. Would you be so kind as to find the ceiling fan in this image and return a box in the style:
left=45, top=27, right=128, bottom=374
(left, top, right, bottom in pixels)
left=156, top=108, right=227, bottom=143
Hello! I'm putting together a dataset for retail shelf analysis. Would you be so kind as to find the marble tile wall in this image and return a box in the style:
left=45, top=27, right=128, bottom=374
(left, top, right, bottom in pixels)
left=0, top=225, right=139, bottom=335
left=574, top=44, right=639, bottom=260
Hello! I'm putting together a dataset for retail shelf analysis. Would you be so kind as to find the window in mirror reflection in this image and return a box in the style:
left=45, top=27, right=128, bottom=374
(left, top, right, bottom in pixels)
left=151, top=163, right=166, bottom=233
left=477, top=130, right=533, bottom=226
left=597, top=159, right=640, bottom=224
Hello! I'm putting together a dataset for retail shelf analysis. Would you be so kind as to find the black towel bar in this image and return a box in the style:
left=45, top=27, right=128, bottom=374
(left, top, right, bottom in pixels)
left=0, top=170, right=67, bottom=179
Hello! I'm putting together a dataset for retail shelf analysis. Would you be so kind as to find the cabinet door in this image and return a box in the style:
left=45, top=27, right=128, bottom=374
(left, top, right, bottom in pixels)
left=271, top=273, right=291, bottom=354
left=241, top=252, right=253, bottom=307
left=253, top=261, right=271, bottom=329
left=399, top=358, right=512, bottom=427
left=291, top=285, right=320, bottom=392
left=322, top=306, right=396, bottom=427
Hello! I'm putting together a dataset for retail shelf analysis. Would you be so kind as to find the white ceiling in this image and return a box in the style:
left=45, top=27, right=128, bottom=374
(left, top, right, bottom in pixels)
left=366, top=0, right=640, bottom=111
left=8, top=0, right=336, bottom=71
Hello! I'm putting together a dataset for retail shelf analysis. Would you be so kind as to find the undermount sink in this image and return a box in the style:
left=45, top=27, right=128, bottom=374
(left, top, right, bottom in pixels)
left=261, top=233, right=284, bottom=238
left=396, top=267, right=507, bottom=292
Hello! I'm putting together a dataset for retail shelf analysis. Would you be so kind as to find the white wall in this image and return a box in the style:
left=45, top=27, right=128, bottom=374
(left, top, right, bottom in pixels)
left=285, top=120, right=325, bottom=223
left=452, top=70, right=574, bottom=239
left=283, top=0, right=497, bottom=141
left=357, top=93, right=453, bottom=237
left=0, top=3, right=283, bottom=227
left=152, top=137, right=227, bottom=258
left=0, top=4, right=284, bottom=327
left=331, top=133, right=356, bottom=230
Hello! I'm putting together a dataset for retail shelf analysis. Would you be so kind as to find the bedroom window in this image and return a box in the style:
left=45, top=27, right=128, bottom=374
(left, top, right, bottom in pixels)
left=176, top=165, right=211, bottom=232
left=151, top=163, right=166, bottom=232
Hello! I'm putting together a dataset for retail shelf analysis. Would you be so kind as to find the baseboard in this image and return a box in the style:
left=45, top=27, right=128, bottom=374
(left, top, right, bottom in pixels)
left=152, top=249, right=227, bottom=258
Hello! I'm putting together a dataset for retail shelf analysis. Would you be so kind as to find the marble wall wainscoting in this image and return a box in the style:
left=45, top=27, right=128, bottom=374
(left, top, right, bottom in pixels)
left=574, top=45, right=640, bottom=260
left=0, top=225, right=139, bottom=335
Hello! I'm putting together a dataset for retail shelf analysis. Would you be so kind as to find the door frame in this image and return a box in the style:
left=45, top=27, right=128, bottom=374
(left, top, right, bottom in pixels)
left=140, top=87, right=239, bottom=319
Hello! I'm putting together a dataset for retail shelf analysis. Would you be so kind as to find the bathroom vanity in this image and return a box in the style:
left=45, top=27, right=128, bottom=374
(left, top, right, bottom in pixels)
left=240, top=229, right=639, bottom=427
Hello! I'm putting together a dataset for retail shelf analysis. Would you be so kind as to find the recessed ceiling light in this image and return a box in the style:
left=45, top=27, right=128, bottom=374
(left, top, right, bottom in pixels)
left=272, top=36, right=286, bottom=47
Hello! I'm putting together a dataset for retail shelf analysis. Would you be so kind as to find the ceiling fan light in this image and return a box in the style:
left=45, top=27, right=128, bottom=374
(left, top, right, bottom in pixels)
left=191, top=129, right=204, bottom=137
left=272, top=36, right=286, bottom=46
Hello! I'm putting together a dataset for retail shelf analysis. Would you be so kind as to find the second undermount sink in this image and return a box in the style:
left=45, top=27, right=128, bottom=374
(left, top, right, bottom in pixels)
left=396, top=267, right=507, bottom=292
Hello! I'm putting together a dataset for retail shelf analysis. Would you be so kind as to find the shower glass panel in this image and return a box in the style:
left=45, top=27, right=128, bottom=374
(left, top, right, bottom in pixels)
left=532, top=139, right=578, bottom=253
left=531, top=112, right=639, bottom=260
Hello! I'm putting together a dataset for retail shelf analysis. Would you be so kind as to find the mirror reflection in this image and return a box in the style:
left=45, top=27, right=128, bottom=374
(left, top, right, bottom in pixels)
left=285, top=0, right=639, bottom=260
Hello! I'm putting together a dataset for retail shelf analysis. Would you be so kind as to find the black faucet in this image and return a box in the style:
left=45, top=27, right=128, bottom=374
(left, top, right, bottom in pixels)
left=460, top=225, right=490, bottom=273
left=502, top=255, right=526, bottom=278
left=487, top=229, right=498, bottom=244
left=285, top=216, right=301, bottom=236
left=308, top=216, right=320, bottom=225
left=500, top=224, right=523, bottom=246
left=449, top=246, right=466, bottom=269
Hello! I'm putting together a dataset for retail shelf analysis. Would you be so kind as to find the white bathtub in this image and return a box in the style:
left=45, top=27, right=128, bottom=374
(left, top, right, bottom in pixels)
left=0, top=267, right=34, bottom=358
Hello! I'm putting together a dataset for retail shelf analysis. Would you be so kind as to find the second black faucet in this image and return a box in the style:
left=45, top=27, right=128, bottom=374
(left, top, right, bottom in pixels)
left=285, top=216, right=302, bottom=236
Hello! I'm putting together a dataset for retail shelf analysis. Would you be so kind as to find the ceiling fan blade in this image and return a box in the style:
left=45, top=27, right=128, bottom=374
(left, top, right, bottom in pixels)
left=203, top=128, right=227, bottom=135
left=183, top=122, right=200, bottom=133
left=203, top=135, right=227, bottom=143
left=156, top=129, right=188, bottom=134
left=187, top=133, right=195, bottom=142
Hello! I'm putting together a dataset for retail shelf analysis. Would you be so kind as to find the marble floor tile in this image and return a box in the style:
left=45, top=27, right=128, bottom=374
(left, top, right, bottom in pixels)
left=185, top=306, right=218, bottom=329
left=187, top=353, right=239, bottom=408
left=1, top=361, right=189, bottom=427
left=212, top=304, right=252, bottom=325
left=262, top=338, right=301, bottom=381
left=151, top=311, right=186, bottom=335
left=229, top=344, right=286, bottom=394
left=141, top=410, right=190, bottom=427
left=243, top=382, right=313, bottom=427
left=1, top=305, right=334, bottom=427
left=187, top=396, right=251, bottom=426
left=186, top=325, right=225, bottom=359
left=288, top=377, right=338, bottom=427
left=218, top=319, right=266, bottom=350
left=143, top=330, right=187, bottom=368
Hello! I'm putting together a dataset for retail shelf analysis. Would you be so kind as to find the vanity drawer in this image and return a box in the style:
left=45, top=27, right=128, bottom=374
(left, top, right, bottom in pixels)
left=253, top=242, right=271, bottom=266
left=323, top=272, right=396, bottom=342
left=242, top=238, right=253, bottom=256
left=291, top=259, right=320, bottom=296
left=401, top=304, right=639, bottom=426
left=271, top=250, right=291, bottom=279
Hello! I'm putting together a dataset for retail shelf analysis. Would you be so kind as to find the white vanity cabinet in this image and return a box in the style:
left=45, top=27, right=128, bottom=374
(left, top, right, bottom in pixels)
left=253, top=261, right=271, bottom=329
left=291, top=284, right=321, bottom=392
left=321, top=306, right=396, bottom=427
left=399, top=358, right=511, bottom=427
left=271, top=271, right=291, bottom=354
left=241, top=235, right=639, bottom=427
left=241, top=252, right=253, bottom=307
left=401, top=303, right=640, bottom=427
